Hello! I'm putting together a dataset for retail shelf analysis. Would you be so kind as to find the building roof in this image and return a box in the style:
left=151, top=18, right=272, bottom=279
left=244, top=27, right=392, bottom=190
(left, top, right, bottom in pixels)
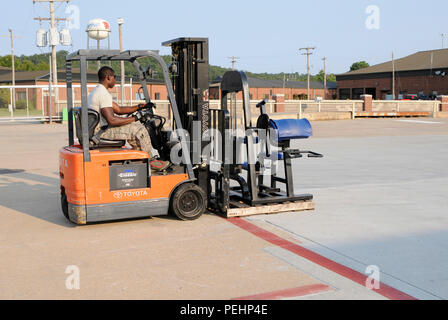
left=340, top=48, right=448, bottom=76
left=0, top=70, right=49, bottom=83
left=212, top=76, right=336, bottom=90
left=0, top=69, right=164, bottom=84
left=0, top=66, right=12, bottom=75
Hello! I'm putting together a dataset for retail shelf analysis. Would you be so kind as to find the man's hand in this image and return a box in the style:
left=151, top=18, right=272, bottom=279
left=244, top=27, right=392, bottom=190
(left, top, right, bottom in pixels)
left=133, top=110, right=144, bottom=122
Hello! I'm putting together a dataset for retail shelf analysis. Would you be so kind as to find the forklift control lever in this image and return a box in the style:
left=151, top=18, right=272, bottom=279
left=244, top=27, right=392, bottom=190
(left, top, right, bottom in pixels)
left=285, top=149, right=323, bottom=159
left=256, top=99, right=267, bottom=108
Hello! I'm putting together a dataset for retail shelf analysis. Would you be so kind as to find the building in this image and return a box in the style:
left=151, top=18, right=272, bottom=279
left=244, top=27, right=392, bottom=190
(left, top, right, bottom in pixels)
left=337, top=49, right=448, bottom=100
left=210, top=76, right=337, bottom=101
left=0, top=68, right=167, bottom=111
left=0, top=67, right=338, bottom=113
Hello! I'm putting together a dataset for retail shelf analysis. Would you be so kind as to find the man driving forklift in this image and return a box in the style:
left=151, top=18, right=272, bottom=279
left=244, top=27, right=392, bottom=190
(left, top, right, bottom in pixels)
left=89, top=66, right=170, bottom=171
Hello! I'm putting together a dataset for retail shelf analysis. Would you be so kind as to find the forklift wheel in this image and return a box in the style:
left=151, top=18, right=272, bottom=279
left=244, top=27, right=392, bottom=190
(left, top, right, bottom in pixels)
left=170, top=183, right=207, bottom=221
left=61, top=193, right=69, bottom=221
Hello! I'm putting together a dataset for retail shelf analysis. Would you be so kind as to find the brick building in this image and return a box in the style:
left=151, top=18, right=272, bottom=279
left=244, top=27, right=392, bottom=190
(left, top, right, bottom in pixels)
left=0, top=68, right=167, bottom=111
left=210, top=76, right=337, bottom=101
left=337, top=49, right=448, bottom=100
left=0, top=67, right=337, bottom=113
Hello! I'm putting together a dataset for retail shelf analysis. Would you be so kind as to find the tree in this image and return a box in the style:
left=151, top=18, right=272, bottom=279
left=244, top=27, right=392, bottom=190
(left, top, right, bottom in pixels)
left=350, top=61, right=370, bottom=72
left=315, top=69, right=337, bottom=83
left=0, top=88, right=11, bottom=109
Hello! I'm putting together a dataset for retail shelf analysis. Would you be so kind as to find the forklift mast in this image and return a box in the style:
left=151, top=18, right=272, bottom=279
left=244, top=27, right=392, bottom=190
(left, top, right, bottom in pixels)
left=163, top=38, right=210, bottom=193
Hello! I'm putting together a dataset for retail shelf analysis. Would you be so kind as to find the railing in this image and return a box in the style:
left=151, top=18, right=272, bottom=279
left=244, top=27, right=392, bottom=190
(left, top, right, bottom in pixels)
left=372, top=100, right=440, bottom=113
left=0, top=83, right=134, bottom=123
left=0, top=83, right=443, bottom=124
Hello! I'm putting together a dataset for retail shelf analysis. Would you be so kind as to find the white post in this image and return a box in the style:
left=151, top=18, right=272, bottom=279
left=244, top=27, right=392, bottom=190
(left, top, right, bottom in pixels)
left=318, top=101, right=321, bottom=112
left=397, top=101, right=400, bottom=113
left=26, top=88, right=29, bottom=118
left=298, top=101, right=302, bottom=119
left=352, top=102, right=356, bottom=119
left=130, top=79, right=133, bottom=107
left=41, top=88, right=44, bottom=117
left=9, top=88, right=13, bottom=117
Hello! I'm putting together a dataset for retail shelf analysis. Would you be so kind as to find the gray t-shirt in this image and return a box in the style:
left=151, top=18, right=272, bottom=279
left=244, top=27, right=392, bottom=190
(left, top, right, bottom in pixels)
left=88, top=84, right=113, bottom=128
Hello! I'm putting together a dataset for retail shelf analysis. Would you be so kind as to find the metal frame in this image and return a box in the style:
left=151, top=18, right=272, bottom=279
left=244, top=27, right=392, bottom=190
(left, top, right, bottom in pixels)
left=210, top=71, right=321, bottom=213
left=163, top=38, right=210, bottom=194
left=65, top=49, right=194, bottom=179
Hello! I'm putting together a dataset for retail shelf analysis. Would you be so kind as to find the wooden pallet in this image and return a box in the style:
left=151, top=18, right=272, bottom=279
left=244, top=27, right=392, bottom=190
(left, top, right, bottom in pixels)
left=355, top=112, right=431, bottom=118
left=222, top=200, right=315, bottom=218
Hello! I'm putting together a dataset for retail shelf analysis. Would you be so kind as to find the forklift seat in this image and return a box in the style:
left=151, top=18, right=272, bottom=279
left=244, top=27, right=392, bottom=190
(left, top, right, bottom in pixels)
left=73, top=107, right=126, bottom=149
left=269, top=119, right=313, bottom=141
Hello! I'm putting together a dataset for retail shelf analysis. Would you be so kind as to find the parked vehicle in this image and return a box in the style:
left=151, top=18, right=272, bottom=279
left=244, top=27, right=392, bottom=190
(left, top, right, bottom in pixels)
left=400, top=94, right=418, bottom=101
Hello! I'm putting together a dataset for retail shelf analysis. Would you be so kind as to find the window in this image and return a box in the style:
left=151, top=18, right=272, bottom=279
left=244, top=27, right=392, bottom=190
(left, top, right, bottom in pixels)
left=155, top=93, right=161, bottom=100
left=339, top=89, right=350, bottom=100
left=16, top=92, right=26, bottom=101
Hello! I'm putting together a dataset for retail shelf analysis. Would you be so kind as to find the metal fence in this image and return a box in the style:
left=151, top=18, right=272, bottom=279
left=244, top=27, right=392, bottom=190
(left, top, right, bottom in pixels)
left=0, top=83, right=134, bottom=123
left=0, top=84, right=442, bottom=124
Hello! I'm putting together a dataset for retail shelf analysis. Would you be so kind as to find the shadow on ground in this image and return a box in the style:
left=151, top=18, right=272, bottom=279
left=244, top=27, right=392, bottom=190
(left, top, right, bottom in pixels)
left=0, top=170, right=75, bottom=228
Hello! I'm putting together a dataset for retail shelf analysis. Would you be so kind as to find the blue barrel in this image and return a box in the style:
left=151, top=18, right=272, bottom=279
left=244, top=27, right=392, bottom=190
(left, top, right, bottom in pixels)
left=269, top=118, right=313, bottom=141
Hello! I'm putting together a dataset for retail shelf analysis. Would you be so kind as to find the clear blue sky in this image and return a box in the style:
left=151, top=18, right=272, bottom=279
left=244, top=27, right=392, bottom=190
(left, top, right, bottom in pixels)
left=1, top=0, right=448, bottom=75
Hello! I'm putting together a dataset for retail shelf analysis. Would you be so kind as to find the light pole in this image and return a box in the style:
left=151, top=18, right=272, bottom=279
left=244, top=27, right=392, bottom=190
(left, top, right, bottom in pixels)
left=9, top=29, right=16, bottom=111
left=322, top=57, right=327, bottom=100
left=299, top=47, right=316, bottom=100
left=118, top=18, right=125, bottom=105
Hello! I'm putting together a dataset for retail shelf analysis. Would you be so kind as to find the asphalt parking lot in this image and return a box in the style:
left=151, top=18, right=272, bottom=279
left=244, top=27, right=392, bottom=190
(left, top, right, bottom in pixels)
left=0, top=118, right=447, bottom=300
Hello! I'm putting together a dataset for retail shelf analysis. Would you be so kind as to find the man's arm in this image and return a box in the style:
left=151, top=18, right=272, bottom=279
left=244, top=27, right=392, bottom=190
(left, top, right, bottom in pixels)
left=101, top=107, right=136, bottom=127
left=112, top=102, right=144, bottom=115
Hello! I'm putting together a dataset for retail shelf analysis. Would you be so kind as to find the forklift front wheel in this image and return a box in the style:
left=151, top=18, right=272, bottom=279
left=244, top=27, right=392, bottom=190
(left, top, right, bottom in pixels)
left=170, top=183, right=207, bottom=221
left=61, top=193, right=69, bottom=221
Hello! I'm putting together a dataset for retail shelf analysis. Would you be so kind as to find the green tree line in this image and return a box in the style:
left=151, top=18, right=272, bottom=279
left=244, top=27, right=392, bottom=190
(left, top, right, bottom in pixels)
left=0, top=50, right=337, bottom=83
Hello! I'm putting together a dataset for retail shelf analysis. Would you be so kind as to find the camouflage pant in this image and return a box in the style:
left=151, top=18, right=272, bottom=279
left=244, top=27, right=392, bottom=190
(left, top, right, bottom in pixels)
left=98, top=122, right=153, bottom=158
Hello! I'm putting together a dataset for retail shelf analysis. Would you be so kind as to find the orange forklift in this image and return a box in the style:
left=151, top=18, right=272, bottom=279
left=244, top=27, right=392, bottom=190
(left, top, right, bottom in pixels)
left=60, top=38, right=322, bottom=225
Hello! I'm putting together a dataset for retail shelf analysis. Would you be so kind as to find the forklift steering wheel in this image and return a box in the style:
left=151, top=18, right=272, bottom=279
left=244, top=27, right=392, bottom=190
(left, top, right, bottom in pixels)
left=142, top=101, right=156, bottom=111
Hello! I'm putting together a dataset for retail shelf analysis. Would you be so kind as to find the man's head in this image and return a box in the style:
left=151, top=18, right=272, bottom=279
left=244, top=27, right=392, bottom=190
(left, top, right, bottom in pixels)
left=98, top=66, right=116, bottom=89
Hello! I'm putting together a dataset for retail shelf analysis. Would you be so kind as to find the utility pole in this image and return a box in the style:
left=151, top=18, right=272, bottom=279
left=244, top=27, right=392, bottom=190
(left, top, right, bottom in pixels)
left=392, top=52, right=395, bottom=99
left=227, top=56, right=240, bottom=70
left=299, top=47, right=316, bottom=100
left=283, top=73, right=286, bottom=95
left=33, top=0, right=70, bottom=122
left=442, top=33, right=446, bottom=49
left=118, top=18, right=125, bottom=105
left=2, top=30, right=21, bottom=111
left=322, top=57, right=327, bottom=100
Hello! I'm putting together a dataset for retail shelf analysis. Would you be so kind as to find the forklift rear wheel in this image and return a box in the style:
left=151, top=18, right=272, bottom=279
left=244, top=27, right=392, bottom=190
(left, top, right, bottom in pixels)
left=61, top=193, right=69, bottom=221
left=170, top=183, right=206, bottom=221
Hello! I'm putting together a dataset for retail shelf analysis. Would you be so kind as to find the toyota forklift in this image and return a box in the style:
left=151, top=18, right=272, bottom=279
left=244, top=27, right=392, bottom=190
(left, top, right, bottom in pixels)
left=59, top=38, right=322, bottom=225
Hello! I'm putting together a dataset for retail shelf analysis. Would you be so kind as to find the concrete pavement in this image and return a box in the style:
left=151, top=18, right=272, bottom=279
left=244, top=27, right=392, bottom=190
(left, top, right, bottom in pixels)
left=1, top=118, right=447, bottom=299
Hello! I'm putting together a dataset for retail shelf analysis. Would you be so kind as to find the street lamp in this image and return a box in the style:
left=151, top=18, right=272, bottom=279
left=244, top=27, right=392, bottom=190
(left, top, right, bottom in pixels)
left=118, top=18, right=125, bottom=105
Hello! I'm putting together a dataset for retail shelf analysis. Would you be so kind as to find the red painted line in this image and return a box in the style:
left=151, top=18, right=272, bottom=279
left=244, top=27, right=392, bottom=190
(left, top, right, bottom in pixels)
left=232, top=284, right=332, bottom=300
left=227, top=217, right=417, bottom=300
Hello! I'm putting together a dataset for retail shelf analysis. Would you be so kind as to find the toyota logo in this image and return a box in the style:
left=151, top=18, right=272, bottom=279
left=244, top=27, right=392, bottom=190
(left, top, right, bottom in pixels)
left=113, top=192, right=123, bottom=200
